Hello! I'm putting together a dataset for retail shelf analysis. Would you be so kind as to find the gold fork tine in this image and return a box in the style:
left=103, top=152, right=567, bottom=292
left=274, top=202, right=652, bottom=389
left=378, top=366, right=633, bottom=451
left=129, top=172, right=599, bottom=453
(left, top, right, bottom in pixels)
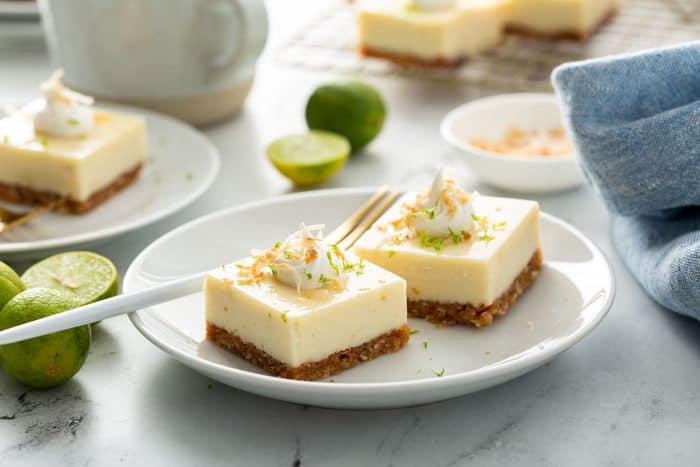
left=324, top=185, right=389, bottom=245
left=0, top=196, right=68, bottom=234
left=337, top=191, right=400, bottom=250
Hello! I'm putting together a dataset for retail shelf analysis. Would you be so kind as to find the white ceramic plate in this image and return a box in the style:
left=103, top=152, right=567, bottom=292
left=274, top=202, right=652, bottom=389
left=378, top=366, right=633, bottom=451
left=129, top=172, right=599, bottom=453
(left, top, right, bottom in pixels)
left=124, top=189, right=615, bottom=409
left=0, top=104, right=220, bottom=261
left=441, top=93, right=586, bottom=193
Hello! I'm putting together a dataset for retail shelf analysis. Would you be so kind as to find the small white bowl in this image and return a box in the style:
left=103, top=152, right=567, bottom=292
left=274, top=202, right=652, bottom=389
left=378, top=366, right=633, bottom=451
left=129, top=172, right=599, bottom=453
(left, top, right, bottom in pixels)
left=440, top=93, right=586, bottom=193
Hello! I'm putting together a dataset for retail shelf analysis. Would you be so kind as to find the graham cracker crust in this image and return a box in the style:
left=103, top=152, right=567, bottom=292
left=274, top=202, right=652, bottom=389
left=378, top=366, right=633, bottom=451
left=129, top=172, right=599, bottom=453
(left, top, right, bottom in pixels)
left=359, top=46, right=466, bottom=68
left=408, top=249, right=543, bottom=328
left=206, top=323, right=410, bottom=380
left=0, top=163, right=143, bottom=214
left=505, top=8, right=618, bottom=41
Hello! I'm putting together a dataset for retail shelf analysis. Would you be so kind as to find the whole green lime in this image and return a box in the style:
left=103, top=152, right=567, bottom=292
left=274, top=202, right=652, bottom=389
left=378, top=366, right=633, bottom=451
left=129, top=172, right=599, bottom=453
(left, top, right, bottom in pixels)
left=0, top=261, right=25, bottom=310
left=0, top=288, right=91, bottom=389
left=305, top=80, right=386, bottom=153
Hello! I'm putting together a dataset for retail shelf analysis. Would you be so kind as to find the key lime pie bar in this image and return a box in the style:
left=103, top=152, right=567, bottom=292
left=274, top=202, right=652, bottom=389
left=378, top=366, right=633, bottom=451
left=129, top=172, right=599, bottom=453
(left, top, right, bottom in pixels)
left=354, top=168, right=542, bottom=327
left=0, top=71, right=146, bottom=213
left=357, top=0, right=506, bottom=67
left=204, top=224, right=409, bottom=380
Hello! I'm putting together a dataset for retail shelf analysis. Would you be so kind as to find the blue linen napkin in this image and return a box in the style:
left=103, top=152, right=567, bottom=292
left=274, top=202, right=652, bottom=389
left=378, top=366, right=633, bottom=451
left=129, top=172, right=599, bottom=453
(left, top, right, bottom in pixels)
left=552, top=42, right=700, bottom=320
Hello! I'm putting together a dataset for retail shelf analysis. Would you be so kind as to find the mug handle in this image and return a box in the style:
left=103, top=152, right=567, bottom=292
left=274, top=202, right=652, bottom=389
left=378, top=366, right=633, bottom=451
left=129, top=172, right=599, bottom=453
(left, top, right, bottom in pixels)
left=208, top=0, right=268, bottom=74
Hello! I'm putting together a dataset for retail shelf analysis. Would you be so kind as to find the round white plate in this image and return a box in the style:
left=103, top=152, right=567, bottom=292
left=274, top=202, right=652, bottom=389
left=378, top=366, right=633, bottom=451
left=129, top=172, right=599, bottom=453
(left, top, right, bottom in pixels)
left=0, top=104, right=220, bottom=261
left=441, top=93, right=586, bottom=193
left=125, top=189, right=615, bottom=409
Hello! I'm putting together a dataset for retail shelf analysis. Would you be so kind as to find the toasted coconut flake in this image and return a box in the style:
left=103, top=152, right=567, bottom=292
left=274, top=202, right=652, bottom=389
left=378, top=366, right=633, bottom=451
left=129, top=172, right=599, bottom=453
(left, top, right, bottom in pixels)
left=304, top=248, right=318, bottom=264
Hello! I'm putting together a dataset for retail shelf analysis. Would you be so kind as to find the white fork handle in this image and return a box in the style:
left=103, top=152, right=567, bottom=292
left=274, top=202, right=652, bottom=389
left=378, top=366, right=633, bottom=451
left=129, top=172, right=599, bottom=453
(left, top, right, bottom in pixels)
left=0, top=272, right=206, bottom=346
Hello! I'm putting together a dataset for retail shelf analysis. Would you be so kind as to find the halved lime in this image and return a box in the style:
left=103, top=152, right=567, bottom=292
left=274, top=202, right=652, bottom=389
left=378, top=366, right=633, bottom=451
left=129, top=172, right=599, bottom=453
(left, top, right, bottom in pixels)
left=267, top=131, right=350, bottom=186
left=21, top=251, right=119, bottom=307
left=0, top=261, right=25, bottom=310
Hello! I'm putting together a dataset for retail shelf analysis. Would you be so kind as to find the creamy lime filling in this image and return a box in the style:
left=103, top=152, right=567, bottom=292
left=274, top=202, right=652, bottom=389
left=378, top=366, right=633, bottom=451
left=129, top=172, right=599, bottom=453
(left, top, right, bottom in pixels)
left=34, top=70, right=95, bottom=138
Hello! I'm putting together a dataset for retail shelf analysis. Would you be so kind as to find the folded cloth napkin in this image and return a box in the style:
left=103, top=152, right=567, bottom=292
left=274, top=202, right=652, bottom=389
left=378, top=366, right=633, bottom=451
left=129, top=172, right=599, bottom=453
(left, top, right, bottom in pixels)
left=552, top=42, right=700, bottom=320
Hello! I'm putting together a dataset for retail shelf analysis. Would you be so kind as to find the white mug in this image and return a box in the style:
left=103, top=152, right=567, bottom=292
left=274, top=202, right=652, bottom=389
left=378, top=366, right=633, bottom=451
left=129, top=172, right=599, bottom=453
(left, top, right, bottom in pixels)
left=38, top=0, right=268, bottom=125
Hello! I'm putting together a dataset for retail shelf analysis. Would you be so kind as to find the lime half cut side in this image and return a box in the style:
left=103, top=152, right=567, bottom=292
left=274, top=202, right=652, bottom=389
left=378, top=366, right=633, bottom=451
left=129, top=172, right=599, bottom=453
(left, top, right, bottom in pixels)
left=267, top=131, right=350, bottom=187
left=21, top=251, right=119, bottom=307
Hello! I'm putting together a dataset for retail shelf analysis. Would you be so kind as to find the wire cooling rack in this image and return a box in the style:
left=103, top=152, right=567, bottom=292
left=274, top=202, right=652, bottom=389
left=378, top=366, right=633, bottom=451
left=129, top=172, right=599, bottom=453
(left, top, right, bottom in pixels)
left=276, top=0, right=700, bottom=91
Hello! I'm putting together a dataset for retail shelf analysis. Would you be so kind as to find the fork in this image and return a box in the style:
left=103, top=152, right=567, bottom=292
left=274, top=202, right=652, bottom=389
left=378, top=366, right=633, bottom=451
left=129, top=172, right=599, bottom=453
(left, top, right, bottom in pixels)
left=0, top=196, right=68, bottom=234
left=0, top=187, right=400, bottom=345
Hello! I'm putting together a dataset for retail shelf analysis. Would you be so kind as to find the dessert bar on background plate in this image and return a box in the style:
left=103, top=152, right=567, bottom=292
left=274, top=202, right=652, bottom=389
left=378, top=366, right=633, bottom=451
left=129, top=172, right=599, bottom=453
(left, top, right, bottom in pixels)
left=0, top=72, right=147, bottom=213
left=0, top=72, right=220, bottom=261
left=0, top=104, right=146, bottom=213
left=0, top=108, right=220, bottom=261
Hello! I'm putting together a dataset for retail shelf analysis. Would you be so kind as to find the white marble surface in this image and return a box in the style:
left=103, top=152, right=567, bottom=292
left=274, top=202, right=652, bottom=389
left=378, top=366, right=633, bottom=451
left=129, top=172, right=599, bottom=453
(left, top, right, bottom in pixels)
left=1, top=2, right=699, bottom=466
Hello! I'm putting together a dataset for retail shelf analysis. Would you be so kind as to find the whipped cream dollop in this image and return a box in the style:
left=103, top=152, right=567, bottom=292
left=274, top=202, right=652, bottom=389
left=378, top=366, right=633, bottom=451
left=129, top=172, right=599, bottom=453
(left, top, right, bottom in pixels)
left=34, top=70, right=95, bottom=138
left=412, top=0, right=455, bottom=10
left=253, top=224, right=362, bottom=292
left=412, top=167, right=473, bottom=237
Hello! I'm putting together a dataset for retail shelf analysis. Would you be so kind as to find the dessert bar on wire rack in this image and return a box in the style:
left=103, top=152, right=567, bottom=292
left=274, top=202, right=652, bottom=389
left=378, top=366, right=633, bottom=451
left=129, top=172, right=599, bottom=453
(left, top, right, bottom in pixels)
left=276, top=0, right=699, bottom=91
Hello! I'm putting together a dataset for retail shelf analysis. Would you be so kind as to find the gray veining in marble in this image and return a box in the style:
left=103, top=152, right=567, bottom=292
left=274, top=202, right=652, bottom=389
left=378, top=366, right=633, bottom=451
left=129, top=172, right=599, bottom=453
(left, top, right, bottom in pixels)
left=1, top=2, right=700, bottom=466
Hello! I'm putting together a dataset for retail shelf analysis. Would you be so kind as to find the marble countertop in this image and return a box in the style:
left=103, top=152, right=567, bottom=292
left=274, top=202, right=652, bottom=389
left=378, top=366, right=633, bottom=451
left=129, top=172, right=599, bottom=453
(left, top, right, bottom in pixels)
left=1, top=2, right=699, bottom=466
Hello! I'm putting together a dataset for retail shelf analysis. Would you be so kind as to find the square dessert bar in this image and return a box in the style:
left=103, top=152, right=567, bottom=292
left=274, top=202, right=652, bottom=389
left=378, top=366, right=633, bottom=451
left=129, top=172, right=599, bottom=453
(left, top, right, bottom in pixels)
left=358, top=0, right=506, bottom=66
left=354, top=194, right=542, bottom=327
left=205, top=253, right=409, bottom=380
left=505, top=0, right=620, bottom=39
left=0, top=102, right=146, bottom=214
